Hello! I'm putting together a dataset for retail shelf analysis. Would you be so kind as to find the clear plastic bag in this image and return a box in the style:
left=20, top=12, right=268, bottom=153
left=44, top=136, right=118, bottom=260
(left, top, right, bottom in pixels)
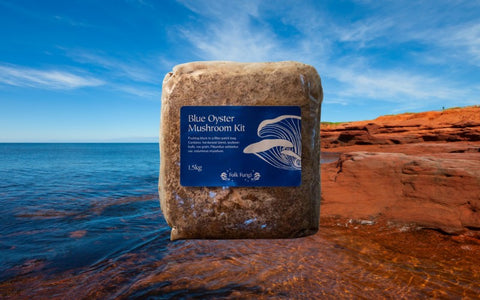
left=159, top=61, right=322, bottom=240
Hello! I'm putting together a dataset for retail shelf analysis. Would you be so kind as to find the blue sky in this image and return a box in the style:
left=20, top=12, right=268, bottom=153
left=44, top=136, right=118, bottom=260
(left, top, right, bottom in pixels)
left=1, top=0, right=479, bottom=142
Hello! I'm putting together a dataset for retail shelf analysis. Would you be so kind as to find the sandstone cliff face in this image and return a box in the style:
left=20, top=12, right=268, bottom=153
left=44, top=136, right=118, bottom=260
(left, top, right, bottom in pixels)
left=321, top=152, right=480, bottom=234
left=321, top=106, right=480, bottom=149
left=320, top=106, right=480, bottom=235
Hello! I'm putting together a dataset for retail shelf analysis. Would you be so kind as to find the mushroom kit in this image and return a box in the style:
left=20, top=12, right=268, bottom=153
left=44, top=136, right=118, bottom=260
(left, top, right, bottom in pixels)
left=159, top=61, right=323, bottom=240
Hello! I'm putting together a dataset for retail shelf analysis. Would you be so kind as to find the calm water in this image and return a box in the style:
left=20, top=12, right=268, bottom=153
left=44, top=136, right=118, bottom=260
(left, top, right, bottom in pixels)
left=0, top=143, right=478, bottom=299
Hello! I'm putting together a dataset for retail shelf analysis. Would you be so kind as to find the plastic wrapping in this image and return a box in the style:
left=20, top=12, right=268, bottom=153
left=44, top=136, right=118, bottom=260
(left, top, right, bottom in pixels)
left=159, top=61, right=323, bottom=240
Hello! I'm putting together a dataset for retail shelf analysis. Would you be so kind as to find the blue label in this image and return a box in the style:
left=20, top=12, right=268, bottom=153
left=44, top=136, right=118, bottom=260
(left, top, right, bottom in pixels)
left=180, top=106, right=301, bottom=187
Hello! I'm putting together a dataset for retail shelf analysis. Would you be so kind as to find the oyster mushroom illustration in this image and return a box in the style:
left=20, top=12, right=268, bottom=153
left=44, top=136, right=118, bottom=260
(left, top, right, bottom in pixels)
left=243, top=115, right=301, bottom=170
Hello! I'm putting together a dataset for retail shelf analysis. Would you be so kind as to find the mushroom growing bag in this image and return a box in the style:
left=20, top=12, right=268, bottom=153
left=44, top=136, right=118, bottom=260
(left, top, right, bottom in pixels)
left=159, top=61, right=323, bottom=240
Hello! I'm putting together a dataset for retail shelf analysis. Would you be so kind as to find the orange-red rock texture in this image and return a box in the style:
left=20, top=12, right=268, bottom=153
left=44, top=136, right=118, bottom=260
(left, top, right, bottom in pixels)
left=320, top=106, right=480, bottom=235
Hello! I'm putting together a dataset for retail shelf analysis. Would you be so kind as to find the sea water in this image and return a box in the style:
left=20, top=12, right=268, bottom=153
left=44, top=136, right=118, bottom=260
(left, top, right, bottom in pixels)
left=0, top=143, right=478, bottom=298
left=0, top=143, right=164, bottom=274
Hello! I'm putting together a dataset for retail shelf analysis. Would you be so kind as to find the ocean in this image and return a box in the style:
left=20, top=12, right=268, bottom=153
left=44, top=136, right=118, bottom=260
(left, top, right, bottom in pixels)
left=0, top=143, right=165, bottom=275
left=1, top=143, right=478, bottom=298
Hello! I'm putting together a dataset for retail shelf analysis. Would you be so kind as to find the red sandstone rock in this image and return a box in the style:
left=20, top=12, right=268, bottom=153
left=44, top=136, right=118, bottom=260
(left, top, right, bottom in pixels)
left=320, top=106, right=480, bottom=235
left=321, top=106, right=480, bottom=149
left=321, top=151, right=480, bottom=234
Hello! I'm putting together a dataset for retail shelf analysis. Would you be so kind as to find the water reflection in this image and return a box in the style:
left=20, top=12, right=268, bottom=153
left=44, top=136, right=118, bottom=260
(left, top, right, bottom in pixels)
left=2, top=212, right=479, bottom=299
left=1, top=144, right=478, bottom=298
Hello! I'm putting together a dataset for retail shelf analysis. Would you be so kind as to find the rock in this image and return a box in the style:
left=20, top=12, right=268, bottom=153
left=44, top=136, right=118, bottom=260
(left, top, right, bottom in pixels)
left=321, top=151, right=480, bottom=234
left=321, top=106, right=480, bottom=148
left=320, top=106, right=480, bottom=235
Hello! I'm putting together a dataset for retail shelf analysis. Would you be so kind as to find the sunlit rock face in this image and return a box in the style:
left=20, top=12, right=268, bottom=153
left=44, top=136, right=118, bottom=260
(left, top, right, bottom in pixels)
left=321, top=151, right=480, bottom=234
left=320, top=106, right=480, bottom=235
left=321, top=106, right=480, bottom=149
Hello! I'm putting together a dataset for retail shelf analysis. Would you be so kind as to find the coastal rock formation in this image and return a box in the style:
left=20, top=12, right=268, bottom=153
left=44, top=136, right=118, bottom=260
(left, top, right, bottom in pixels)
left=321, top=151, right=480, bottom=234
left=321, top=106, right=480, bottom=149
left=320, top=106, right=480, bottom=235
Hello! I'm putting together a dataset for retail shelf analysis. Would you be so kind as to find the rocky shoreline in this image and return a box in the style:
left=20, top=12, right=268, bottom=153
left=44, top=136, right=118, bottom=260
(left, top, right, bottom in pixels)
left=320, top=106, right=480, bottom=237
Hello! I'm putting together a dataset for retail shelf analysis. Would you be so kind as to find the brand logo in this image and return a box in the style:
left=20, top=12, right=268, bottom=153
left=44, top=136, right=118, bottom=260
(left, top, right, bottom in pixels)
left=220, top=170, right=261, bottom=182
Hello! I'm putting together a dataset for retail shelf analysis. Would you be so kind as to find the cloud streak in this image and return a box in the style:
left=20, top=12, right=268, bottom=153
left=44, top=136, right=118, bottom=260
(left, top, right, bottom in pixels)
left=178, top=1, right=283, bottom=62
left=115, top=85, right=161, bottom=99
left=68, top=50, right=160, bottom=84
left=329, top=66, right=462, bottom=101
left=0, top=64, right=104, bottom=90
left=63, top=50, right=164, bottom=99
left=436, top=23, right=480, bottom=66
left=176, top=0, right=480, bottom=114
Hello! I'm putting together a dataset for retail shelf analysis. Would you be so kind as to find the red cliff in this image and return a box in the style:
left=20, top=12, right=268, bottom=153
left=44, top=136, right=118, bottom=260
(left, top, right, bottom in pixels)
left=321, top=106, right=480, bottom=148
left=320, top=106, right=480, bottom=236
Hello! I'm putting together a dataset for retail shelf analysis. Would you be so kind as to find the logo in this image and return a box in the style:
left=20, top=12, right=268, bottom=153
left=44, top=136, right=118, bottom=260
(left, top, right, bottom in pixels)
left=243, top=115, right=301, bottom=170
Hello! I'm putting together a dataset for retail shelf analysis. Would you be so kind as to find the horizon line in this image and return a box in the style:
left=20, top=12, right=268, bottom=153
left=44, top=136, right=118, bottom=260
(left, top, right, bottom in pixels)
left=0, top=137, right=159, bottom=143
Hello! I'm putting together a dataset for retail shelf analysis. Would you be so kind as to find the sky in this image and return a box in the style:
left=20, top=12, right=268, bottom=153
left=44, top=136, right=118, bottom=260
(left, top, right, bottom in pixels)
left=0, top=0, right=479, bottom=142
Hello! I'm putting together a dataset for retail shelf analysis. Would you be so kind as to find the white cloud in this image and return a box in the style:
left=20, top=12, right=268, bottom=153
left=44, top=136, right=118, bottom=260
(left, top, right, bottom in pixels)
left=178, top=2, right=280, bottom=62
left=178, top=0, right=260, bottom=20
left=64, top=50, right=164, bottom=99
left=330, top=66, right=461, bottom=101
left=68, top=51, right=160, bottom=83
left=177, top=1, right=329, bottom=63
left=335, top=18, right=394, bottom=47
left=323, top=97, right=349, bottom=106
left=175, top=0, right=480, bottom=114
left=180, top=25, right=277, bottom=62
left=437, top=23, right=480, bottom=65
left=116, top=85, right=161, bottom=99
left=0, top=64, right=104, bottom=89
